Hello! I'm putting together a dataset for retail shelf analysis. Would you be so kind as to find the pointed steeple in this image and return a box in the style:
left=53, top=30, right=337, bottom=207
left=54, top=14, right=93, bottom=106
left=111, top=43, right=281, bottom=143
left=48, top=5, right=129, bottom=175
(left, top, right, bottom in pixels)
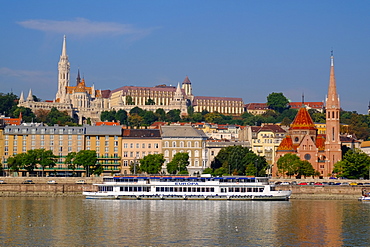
left=182, top=76, right=191, bottom=85
left=326, top=50, right=340, bottom=109
left=62, top=35, right=67, bottom=57
left=27, top=89, right=33, bottom=101
left=91, top=84, right=96, bottom=98
left=76, top=68, right=81, bottom=85
left=19, top=91, right=24, bottom=103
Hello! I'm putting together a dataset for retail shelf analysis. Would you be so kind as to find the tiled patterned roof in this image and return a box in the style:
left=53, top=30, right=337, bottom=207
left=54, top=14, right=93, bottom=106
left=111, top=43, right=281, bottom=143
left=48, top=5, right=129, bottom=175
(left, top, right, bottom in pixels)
left=277, top=136, right=297, bottom=151
left=290, top=107, right=316, bottom=130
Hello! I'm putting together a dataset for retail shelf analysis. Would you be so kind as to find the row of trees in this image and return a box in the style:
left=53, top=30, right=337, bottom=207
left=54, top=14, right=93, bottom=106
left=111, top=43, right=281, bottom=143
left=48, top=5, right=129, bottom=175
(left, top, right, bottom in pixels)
left=130, top=152, right=190, bottom=175
left=6, top=149, right=102, bottom=177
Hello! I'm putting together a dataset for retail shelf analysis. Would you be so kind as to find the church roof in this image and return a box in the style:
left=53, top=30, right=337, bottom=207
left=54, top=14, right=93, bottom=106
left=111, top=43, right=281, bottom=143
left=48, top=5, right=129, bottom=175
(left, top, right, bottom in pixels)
left=289, top=107, right=316, bottom=130
left=182, top=76, right=191, bottom=84
left=276, top=136, right=297, bottom=151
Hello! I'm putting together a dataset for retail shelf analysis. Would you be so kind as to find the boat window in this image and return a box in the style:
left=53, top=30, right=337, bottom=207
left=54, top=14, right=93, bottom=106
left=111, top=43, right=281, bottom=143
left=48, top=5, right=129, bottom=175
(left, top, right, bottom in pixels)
left=187, top=187, right=191, bottom=192
left=241, top=188, right=246, bottom=193
left=247, top=188, right=252, bottom=192
left=210, top=188, right=214, bottom=192
left=228, top=188, right=233, bottom=192
left=235, top=188, right=240, bottom=192
left=259, top=188, right=264, bottom=192
left=197, top=188, right=201, bottom=192
left=253, top=188, right=258, bottom=192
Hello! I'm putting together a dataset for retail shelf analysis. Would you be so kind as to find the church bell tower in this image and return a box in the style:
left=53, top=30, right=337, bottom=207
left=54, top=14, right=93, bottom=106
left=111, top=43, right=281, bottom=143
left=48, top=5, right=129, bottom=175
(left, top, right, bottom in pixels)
left=325, top=51, right=342, bottom=176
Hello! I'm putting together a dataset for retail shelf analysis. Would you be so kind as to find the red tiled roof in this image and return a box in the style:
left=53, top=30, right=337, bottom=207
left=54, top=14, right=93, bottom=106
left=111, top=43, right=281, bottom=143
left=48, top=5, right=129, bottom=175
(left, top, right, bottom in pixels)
left=277, top=136, right=297, bottom=151
left=245, top=103, right=268, bottom=110
left=289, top=102, right=324, bottom=109
left=290, top=107, right=316, bottom=130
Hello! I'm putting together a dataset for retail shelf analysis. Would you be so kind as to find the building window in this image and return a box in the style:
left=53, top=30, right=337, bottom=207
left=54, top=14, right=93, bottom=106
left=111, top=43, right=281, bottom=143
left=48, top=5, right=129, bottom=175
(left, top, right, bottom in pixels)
left=154, top=143, right=158, bottom=148
left=105, top=141, right=109, bottom=146
left=130, top=152, right=133, bottom=157
left=124, top=160, right=128, bottom=167
left=142, top=143, right=145, bottom=149
left=124, top=143, right=128, bottom=149
left=172, top=141, right=176, bottom=147
left=164, top=141, right=169, bottom=148
left=69, top=135, right=72, bottom=140
left=148, top=143, right=151, bottom=149
left=180, top=141, right=184, bottom=147
left=114, top=141, right=118, bottom=147
left=87, top=141, right=90, bottom=146
left=136, top=143, right=139, bottom=149
left=96, top=141, right=100, bottom=146
left=130, top=143, right=133, bottom=148
left=124, top=152, right=128, bottom=157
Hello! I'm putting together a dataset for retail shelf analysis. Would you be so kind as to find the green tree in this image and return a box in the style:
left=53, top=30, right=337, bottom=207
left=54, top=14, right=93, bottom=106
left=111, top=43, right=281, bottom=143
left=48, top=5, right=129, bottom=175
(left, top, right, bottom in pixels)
left=65, top=152, right=77, bottom=173
left=267, top=92, right=289, bottom=113
left=128, top=114, right=143, bottom=128
left=45, top=107, right=76, bottom=126
left=126, top=95, right=135, bottom=105
left=211, top=145, right=267, bottom=176
left=276, top=153, right=301, bottom=178
left=11, top=106, right=35, bottom=122
left=139, top=154, right=165, bottom=174
left=142, top=111, right=158, bottom=126
left=0, top=92, right=18, bottom=116
left=100, top=110, right=117, bottom=121
left=145, top=98, right=155, bottom=105
left=74, top=150, right=97, bottom=177
left=166, top=109, right=181, bottom=122
left=7, top=153, right=27, bottom=176
left=333, top=149, right=370, bottom=179
left=115, top=109, right=128, bottom=125
left=155, top=108, right=166, bottom=121
left=204, top=112, right=223, bottom=124
left=296, top=160, right=316, bottom=178
left=167, top=152, right=189, bottom=174
left=202, top=167, right=213, bottom=175
left=129, top=106, right=144, bottom=116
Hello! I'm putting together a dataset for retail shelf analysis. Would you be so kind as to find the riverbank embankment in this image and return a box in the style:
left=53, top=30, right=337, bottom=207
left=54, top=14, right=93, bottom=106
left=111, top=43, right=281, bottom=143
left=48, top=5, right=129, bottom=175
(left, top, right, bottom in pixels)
left=0, top=177, right=366, bottom=199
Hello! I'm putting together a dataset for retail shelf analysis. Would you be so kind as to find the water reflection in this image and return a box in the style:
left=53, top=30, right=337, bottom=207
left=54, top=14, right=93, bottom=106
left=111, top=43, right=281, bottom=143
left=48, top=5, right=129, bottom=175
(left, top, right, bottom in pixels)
left=0, top=198, right=369, bottom=246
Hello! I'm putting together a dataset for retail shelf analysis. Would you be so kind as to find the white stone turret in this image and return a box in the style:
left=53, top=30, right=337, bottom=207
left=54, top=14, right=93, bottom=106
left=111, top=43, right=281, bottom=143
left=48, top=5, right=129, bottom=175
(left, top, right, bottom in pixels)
left=19, top=91, right=24, bottom=103
left=27, top=89, right=33, bottom=101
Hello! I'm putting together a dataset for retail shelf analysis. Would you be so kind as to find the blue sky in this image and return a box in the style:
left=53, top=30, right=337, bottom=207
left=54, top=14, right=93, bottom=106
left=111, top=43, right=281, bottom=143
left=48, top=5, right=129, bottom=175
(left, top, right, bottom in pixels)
left=1, top=1, right=370, bottom=113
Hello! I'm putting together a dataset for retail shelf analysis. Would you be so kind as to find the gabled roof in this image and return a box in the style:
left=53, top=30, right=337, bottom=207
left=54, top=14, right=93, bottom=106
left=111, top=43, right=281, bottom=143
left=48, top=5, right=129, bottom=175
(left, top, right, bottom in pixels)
left=289, top=107, right=316, bottom=130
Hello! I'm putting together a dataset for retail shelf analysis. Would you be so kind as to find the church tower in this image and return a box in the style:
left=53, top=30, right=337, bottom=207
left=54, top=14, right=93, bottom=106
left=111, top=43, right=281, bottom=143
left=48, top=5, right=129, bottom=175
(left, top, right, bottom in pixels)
left=325, top=51, right=342, bottom=176
left=55, top=35, right=70, bottom=103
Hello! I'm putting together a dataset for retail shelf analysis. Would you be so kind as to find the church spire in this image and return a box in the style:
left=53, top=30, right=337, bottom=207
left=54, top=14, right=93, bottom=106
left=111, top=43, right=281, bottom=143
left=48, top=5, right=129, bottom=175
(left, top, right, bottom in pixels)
left=62, top=35, right=67, bottom=57
left=326, top=50, right=339, bottom=109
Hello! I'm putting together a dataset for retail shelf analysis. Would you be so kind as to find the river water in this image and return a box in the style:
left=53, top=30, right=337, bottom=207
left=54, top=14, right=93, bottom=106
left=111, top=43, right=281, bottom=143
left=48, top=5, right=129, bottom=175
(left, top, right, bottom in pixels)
left=0, top=197, right=369, bottom=246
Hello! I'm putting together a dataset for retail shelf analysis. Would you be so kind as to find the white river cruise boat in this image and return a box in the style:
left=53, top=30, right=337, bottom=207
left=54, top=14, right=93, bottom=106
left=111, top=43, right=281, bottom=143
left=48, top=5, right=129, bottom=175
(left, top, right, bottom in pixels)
left=83, top=175, right=292, bottom=201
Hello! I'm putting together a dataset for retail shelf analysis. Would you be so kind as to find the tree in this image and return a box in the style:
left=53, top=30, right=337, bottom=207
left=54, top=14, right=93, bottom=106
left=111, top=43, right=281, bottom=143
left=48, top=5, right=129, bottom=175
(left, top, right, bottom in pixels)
left=115, top=109, right=128, bottom=125
left=211, top=145, right=268, bottom=176
left=333, top=149, right=370, bottom=179
left=155, top=108, right=166, bottom=121
left=45, top=107, right=76, bottom=126
left=296, top=160, right=316, bottom=178
left=145, top=98, right=155, bottom=105
left=167, top=152, right=189, bottom=174
left=34, top=149, right=56, bottom=177
left=100, top=110, right=116, bottom=122
left=7, top=153, right=26, bottom=176
left=74, top=150, right=97, bottom=177
left=276, top=153, right=301, bottom=178
left=205, top=112, right=223, bottom=124
left=65, top=152, right=77, bottom=173
left=139, top=154, right=165, bottom=174
left=11, top=106, right=35, bottom=122
left=267, top=92, right=289, bottom=113
left=126, top=95, right=135, bottom=105
left=128, top=114, right=143, bottom=128
left=0, top=92, right=18, bottom=116
left=166, top=109, right=181, bottom=122
left=142, top=111, right=158, bottom=126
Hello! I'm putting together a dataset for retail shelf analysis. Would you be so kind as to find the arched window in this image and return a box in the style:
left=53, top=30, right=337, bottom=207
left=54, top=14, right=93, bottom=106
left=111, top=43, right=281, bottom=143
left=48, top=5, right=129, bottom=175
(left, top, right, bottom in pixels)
left=172, top=141, right=176, bottom=147
left=180, top=141, right=184, bottom=147
left=164, top=150, right=169, bottom=157
left=195, top=142, right=199, bottom=148
left=187, top=141, right=191, bottom=147
left=164, top=141, right=169, bottom=147
left=195, top=150, right=199, bottom=157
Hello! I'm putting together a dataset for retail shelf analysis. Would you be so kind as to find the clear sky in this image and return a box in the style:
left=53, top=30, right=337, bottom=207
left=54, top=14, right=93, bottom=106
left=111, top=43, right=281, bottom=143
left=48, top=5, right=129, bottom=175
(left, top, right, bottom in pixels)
left=1, top=1, right=370, bottom=113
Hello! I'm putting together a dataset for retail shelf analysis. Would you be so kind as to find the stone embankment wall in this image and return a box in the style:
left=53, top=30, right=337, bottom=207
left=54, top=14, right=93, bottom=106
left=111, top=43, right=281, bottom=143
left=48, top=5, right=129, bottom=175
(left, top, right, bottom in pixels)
left=277, top=185, right=363, bottom=200
left=0, top=177, right=102, bottom=197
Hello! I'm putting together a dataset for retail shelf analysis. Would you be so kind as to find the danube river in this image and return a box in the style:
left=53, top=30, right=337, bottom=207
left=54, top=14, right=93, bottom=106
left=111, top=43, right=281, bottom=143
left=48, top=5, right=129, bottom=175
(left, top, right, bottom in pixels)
left=0, top=197, right=369, bottom=246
